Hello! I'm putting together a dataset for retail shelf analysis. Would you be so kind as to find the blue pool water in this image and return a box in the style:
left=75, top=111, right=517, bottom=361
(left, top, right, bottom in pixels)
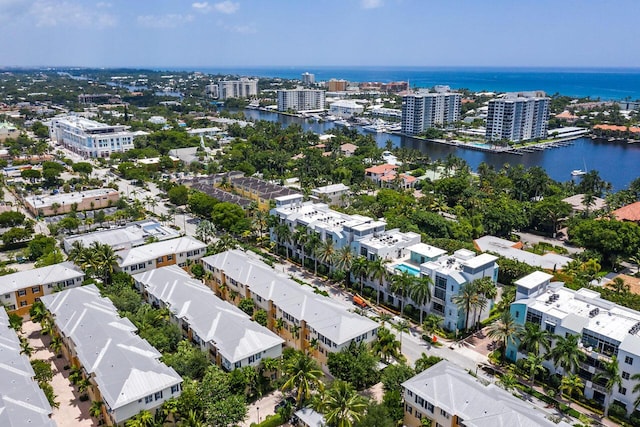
left=394, top=263, right=421, bottom=277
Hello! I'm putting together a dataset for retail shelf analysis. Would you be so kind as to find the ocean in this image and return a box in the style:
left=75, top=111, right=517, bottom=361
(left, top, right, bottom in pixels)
left=191, top=66, right=640, bottom=100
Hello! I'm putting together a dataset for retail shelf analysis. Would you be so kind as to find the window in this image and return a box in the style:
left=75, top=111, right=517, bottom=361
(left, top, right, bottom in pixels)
left=20, top=301, right=28, bottom=307
left=167, top=254, right=174, bottom=261
left=154, top=391, right=163, bottom=400
left=619, top=387, right=627, bottom=395
left=426, top=402, right=434, bottom=413
left=235, top=362, right=242, bottom=369
left=4, top=294, right=10, bottom=299
left=32, top=286, right=40, bottom=294
left=171, top=385, right=179, bottom=394
left=623, top=371, right=630, bottom=380
left=18, top=289, right=26, bottom=297
left=8, top=304, right=15, bottom=310
left=145, top=394, right=153, bottom=404
left=625, top=356, right=634, bottom=365
left=440, top=409, right=449, bottom=418
left=406, top=405, right=413, bottom=415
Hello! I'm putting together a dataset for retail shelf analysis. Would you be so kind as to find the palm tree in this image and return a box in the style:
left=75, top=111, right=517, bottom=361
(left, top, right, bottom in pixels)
left=125, top=410, right=155, bottom=427
left=367, top=257, right=390, bottom=305
left=607, top=277, right=629, bottom=294
left=631, top=372, right=640, bottom=410
left=29, top=300, right=47, bottom=324
left=317, top=239, right=335, bottom=273
left=281, top=352, right=324, bottom=408
left=67, top=241, right=85, bottom=264
left=452, top=281, right=479, bottom=332
left=518, top=323, right=552, bottom=357
left=593, top=355, right=622, bottom=417
left=305, top=233, right=322, bottom=275
left=371, top=327, right=401, bottom=363
left=550, top=334, right=585, bottom=375
left=351, top=256, right=369, bottom=295
left=498, top=373, right=519, bottom=391
left=559, top=374, right=584, bottom=408
left=96, top=243, right=121, bottom=284
left=19, top=337, right=33, bottom=357
left=50, top=335, right=63, bottom=357
left=422, top=314, right=442, bottom=336
left=275, top=223, right=292, bottom=258
left=8, top=313, right=23, bottom=332
left=409, top=275, right=433, bottom=324
left=293, top=225, right=308, bottom=266
left=195, top=220, right=216, bottom=244
left=523, top=352, right=546, bottom=388
left=321, top=380, right=368, bottom=427
left=396, top=320, right=410, bottom=353
left=390, top=271, right=414, bottom=316
left=333, top=246, right=355, bottom=287
left=486, top=311, right=524, bottom=364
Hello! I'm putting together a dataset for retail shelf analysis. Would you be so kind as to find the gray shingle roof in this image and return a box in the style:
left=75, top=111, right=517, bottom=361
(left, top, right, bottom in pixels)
left=133, top=265, right=283, bottom=364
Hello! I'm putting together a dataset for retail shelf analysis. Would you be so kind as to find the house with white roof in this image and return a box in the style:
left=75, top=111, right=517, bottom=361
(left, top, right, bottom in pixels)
left=63, top=220, right=180, bottom=253
left=310, top=183, right=350, bottom=207
left=201, top=250, right=379, bottom=370
left=0, top=262, right=84, bottom=316
left=474, top=235, right=572, bottom=271
left=509, top=272, right=640, bottom=414
left=402, top=360, right=570, bottom=427
left=132, top=265, right=283, bottom=371
left=41, top=285, right=182, bottom=426
left=116, top=236, right=207, bottom=274
left=0, top=310, right=56, bottom=427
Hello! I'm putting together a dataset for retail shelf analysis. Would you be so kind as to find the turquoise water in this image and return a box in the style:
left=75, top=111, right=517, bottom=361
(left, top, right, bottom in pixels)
left=394, top=263, right=421, bottom=277
left=191, top=66, right=640, bottom=100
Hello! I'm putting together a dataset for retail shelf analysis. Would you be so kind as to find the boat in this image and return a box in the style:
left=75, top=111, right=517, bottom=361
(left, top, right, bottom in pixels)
left=571, top=159, right=588, bottom=177
left=334, top=119, right=351, bottom=128
left=362, top=119, right=387, bottom=133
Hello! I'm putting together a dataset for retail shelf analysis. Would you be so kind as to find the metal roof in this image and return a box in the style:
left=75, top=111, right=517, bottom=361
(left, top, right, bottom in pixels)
left=0, top=262, right=84, bottom=295
left=132, top=266, right=283, bottom=364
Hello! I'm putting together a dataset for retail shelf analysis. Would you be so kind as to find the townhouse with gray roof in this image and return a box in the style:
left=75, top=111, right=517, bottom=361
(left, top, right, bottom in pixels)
left=0, top=310, right=56, bottom=427
left=132, top=265, right=284, bottom=371
left=0, top=261, right=84, bottom=317
left=201, top=249, right=379, bottom=369
left=40, top=285, right=182, bottom=426
left=402, top=360, right=570, bottom=427
left=116, top=236, right=207, bottom=274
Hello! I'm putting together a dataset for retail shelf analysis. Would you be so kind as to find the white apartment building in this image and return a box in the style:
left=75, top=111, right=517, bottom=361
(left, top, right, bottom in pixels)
left=508, top=272, right=640, bottom=414
left=270, top=195, right=498, bottom=332
left=486, top=91, right=550, bottom=142
left=402, top=360, right=569, bottom=427
left=201, top=249, right=379, bottom=369
left=328, top=100, right=364, bottom=118
left=132, top=265, right=283, bottom=371
left=48, top=115, right=136, bottom=158
left=217, top=78, right=258, bottom=100
left=277, top=89, right=326, bottom=112
left=301, top=72, right=315, bottom=85
left=401, top=93, right=461, bottom=136
left=0, top=310, right=56, bottom=427
left=310, top=183, right=350, bottom=206
left=116, top=236, right=207, bottom=274
left=41, top=285, right=182, bottom=426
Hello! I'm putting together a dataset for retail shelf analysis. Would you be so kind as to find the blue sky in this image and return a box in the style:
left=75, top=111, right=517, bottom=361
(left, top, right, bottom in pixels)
left=1, top=0, right=639, bottom=68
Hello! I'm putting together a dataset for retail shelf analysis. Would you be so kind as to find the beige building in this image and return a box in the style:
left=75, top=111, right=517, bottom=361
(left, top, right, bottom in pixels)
left=23, top=188, right=120, bottom=217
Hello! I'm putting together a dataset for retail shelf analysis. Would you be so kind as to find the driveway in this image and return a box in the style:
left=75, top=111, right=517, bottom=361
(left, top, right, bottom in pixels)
left=241, top=389, right=284, bottom=426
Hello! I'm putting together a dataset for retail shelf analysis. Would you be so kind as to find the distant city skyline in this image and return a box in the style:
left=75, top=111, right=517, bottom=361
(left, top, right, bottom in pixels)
left=1, top=0, right=639, bottom=68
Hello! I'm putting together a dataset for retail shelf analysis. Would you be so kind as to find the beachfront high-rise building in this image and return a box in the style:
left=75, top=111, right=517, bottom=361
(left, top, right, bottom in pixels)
left=277, top=89, right=326, bottom=112
left=401, top=92, right=461, bottom=136
left=217, top=78, right=258, bottom=99
left=301, top=72, right=315, bottom=85
left=48, top=115, right=136, bottom=158
left=485, top=91, right=550, bottom=143
left=327, top=79, right=348, bottom=92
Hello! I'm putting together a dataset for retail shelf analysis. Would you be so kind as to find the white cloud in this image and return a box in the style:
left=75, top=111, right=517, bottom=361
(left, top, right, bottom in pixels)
left=192, top=1, right=209, bottom=10
left=361, top=0, right=383, bottom=9
left=217, top=20, right=256, bottom=34
left=213, top=1, right=239, bottom=14
left=29, top=0, right=117, bottom=28
left=137, top=13, right=194, bottom=29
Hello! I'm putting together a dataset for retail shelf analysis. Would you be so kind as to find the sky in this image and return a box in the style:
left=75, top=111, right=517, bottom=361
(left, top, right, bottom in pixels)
left=1, top=0, right=639, bottom=69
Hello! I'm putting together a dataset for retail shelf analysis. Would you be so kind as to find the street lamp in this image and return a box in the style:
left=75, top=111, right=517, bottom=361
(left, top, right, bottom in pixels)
left=257, top=406, right=260, bottom=423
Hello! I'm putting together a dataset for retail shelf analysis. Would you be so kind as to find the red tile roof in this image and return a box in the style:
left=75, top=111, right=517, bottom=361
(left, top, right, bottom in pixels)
left=613, top=201, right=640, bottom=222
left=365, top=164, right=398, bottom=174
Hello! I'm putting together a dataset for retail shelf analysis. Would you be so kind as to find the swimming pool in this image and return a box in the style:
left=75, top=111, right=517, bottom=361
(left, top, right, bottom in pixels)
left=394, top=263, right=420, bottom=277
